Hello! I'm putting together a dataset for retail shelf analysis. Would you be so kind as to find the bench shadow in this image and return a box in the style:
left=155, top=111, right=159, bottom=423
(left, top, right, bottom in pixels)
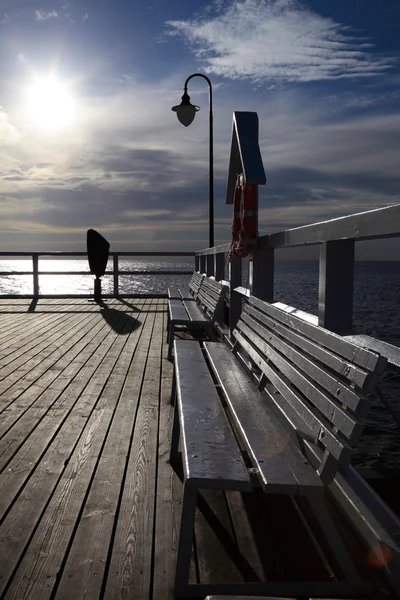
left=99, top=303, right=141, bottom=334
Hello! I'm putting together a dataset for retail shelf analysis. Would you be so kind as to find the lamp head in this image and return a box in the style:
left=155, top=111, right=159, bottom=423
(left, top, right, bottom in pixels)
left=171, top=90, right=200, bottom=127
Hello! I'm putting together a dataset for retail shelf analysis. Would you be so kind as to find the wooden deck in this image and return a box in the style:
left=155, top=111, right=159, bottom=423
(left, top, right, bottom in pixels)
left=0, top=298, right=395, bottom=600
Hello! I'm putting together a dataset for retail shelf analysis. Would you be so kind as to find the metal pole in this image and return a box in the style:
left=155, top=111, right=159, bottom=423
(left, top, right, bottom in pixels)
left=184, top=74, right=214, bottom=248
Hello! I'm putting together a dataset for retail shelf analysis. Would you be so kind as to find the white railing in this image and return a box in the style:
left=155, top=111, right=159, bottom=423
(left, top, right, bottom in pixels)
left=0, top=251, right=195, bottom=297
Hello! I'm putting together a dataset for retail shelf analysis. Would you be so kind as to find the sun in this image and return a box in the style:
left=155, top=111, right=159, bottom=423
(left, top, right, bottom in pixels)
left=25, top=76, right=75, bottom=132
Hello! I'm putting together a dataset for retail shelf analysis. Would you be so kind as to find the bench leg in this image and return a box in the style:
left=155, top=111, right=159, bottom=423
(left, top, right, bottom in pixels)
left=170, top=399, right=180, bottom=464
left=170, top=368, right=176, bottom=407
left=309, top=497, right=363, bottom=583
left=174, top=483, right=198, bottom=599
left=167, top=321, right=175, bottom=361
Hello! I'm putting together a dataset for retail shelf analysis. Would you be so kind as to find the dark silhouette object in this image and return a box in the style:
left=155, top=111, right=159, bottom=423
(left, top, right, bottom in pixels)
left=99, top=304, right=141, bottom=334
left=87, top=229, right=110, bottom=302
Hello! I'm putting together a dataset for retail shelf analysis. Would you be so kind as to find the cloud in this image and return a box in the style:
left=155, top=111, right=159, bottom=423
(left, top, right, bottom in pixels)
left=167, top=0, right=396, bottom=83
left=1, top=74, right=400, bottom=251
left=34, top=9, right=58, bottom=21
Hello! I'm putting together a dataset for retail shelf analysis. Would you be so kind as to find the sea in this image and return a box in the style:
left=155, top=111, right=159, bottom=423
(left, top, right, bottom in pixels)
left=1, top=257, right=399, bottom=472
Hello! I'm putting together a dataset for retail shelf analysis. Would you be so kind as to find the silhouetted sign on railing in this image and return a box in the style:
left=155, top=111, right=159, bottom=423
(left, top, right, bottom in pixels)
left=87, top=229, right=110, bottom=300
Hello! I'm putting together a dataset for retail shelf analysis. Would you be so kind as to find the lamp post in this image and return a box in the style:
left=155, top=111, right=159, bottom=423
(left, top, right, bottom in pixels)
left=172, top=73, right=214, bottom=248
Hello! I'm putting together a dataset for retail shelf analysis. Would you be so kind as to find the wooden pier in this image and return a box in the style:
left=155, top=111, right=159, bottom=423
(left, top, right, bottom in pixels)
left=0, top=298, right=396, bottom=600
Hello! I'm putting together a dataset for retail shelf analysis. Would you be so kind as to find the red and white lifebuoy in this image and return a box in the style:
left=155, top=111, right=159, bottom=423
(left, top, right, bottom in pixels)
left=229, top=174, right=257, bottom=259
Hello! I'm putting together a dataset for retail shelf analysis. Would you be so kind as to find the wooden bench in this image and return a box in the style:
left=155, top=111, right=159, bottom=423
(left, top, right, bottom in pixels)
left=170, top=295, right=387, bottom=599
left=167, top=276, right=225, bottom=360
left=168, top=271, right=204, bottom=301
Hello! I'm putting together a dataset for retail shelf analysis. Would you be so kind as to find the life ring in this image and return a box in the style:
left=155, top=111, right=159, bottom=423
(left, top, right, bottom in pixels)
left=229, top=174, right=257, bottom=259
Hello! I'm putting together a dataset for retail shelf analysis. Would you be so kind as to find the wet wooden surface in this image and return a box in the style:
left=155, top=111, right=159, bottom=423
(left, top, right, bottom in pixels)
left=0, top=298, right=394, bottom=600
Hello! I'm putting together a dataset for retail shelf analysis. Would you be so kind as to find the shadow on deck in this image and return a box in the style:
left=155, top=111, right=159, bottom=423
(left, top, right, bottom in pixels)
left=0, top=298, right=394, bottom=599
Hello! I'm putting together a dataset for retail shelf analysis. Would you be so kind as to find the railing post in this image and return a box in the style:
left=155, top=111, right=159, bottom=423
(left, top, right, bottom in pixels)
left=206, top=253, right=214, bottom=277
left=319, top=240, right=355, bottom=334
left=32, top=254, right=39, bottom=297
left=229, top=256, right=242, bottom=336
left=195, top=254, right=200, bottom=273
left=113, top=254, right=119, bottom=296
left=199, top=254, right=206, bottom=274
left=250, top=245, right=274, bottom=301
left=214, top=252, right=225, bottom=282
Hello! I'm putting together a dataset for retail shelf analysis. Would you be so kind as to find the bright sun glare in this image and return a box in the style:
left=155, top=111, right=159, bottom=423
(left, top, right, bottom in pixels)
left=25, top=76, right=75, bottom=132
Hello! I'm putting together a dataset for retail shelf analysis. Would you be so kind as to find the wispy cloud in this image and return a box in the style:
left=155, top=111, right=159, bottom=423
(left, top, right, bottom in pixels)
left=34, top=9, right=58, bottom=21
left=1, top=75, right=400, bottom=250
left=167, top=0, right=395, bottom=83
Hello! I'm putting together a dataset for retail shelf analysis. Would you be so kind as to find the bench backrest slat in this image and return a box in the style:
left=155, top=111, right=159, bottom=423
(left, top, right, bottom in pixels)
left=248, top=296, right=386, bottom=375
left=233, top=295, right=386, bottom=475
left=246, top=304, right=375, bottom=397
left=196, top=278, right=225, bottom=322
left=234, top=330, right=353, bottom=464
left=242, top=310, right=366, bottom=423
left=189, top=273, right=204, bottom=297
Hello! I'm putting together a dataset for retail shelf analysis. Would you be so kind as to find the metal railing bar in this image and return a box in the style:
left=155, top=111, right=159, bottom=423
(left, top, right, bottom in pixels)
left=0, top=251, right=195, bottom=257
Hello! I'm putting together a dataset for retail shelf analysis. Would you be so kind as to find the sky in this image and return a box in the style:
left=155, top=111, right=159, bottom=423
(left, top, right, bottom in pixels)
left=0, top=0, right=399, bottom=256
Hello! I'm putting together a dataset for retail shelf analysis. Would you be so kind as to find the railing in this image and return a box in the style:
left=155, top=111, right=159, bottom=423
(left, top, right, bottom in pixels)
left=197, top=204, right=400, bottom=595
left=196, top=203, right=400, bottom=336
left=0, top=251, right=195, bottom=297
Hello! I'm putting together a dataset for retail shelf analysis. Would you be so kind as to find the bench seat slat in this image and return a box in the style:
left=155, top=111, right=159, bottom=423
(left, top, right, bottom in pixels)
left=239, top=315, right=363, bottom=439
left=183, top=300, right=208, bottom=322
left=204, top=342, right=324, bottom=497
left=168, top=287, right=183, bottom=300
left=234, top=330, right=353, bottom=465
left=246, top=304, right=374, bottom=396
left=169, top=299, right=191, bottom=322
left=174, top=340, right=251, bottom=490
left=178, top=286, right=195, bottom=300
left=248, top=296, right=386, bottom=375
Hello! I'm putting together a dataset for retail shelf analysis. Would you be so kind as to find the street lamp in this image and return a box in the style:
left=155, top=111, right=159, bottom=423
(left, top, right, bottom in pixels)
left=172, top=73, right=214, bottom=248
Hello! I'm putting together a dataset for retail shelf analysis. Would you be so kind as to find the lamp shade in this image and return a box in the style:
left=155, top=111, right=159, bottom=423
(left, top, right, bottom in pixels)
left=171, top=90, right=200, bottom=127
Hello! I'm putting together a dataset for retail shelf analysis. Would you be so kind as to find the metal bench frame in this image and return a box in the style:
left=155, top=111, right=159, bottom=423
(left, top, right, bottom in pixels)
left=167, top=275, right=226, bottom=361
left=170, top=295, right=387, bottom=599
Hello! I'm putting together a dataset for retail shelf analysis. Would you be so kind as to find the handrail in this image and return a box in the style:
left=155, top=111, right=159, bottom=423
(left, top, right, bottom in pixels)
left=0, top=251, right=195, bottom=297
left=195, top=203, right=400, bottom=336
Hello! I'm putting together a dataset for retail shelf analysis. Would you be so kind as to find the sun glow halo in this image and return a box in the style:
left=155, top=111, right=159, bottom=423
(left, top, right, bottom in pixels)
left=25, top=76, right=75, bottom=131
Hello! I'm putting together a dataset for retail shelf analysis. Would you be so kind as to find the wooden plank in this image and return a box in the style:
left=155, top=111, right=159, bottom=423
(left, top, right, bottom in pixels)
left=248, top=296, right=386, bottom=374
left=0, top=311, right=105, bottom=424
left=0, top=312, right=63, bottom=348
left=102, top=301, right=164, bottom=600
left=233, top=330, right=353, bottom=465
left=0, top=305, right=142, bottom=597
left=272, top=301, right=318, bottom=325
left=169, top=299, right=190, bottom=322
left=0, top=309, right=126, bottom=472
left=344, top=334, right=400, bottom=372
left=1, top=302, right=156, bottom=600
left=237, top=319, right=362, bottom=442
left=0, top=311, right=127, bottom=516
left=0, top=311, right=96, bottom=391
left=152, top=305, right=186, bottom=599
left=204, top=342, right=323, bottom=497
left=168, top=287, right=183, bottom=299
left=247, top=305, right=373, bottom=395
left=184, top=301, right=208, bottom=323
left=52, top=302, right=158, bottom=600
left=239, top=314, right=363, bottom=438
left=174, top=339, right=251, bottom=490
left=0, top=311, right=71, bottom=363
